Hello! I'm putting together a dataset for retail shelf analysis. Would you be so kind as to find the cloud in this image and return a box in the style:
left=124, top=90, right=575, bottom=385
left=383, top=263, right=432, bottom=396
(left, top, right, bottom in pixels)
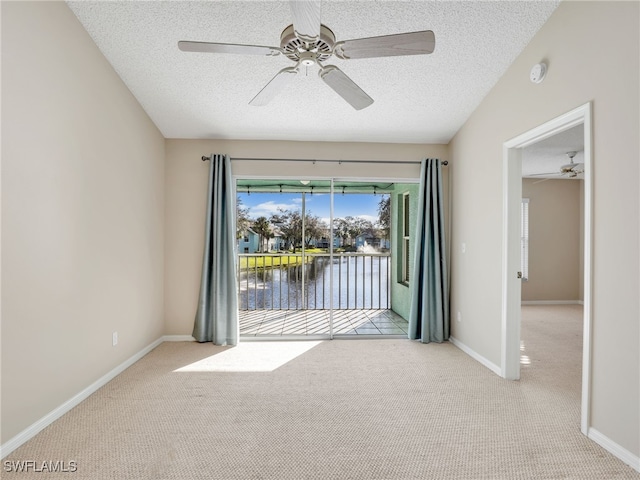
left=356, top=214, right=377, bottom=223
left=292, top=193, right=326, bottom=205
left=248, top=201, right=299, bottom=218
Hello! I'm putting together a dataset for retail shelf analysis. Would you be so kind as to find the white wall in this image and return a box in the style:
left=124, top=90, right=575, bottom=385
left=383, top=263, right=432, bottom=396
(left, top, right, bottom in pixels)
left=521, top=178, right=582, bottom=302
left=1, top=2, right=165, bottom=443
left=450, top=1, right=638, bottom=458
left=164, top=139, right=448, bottom=335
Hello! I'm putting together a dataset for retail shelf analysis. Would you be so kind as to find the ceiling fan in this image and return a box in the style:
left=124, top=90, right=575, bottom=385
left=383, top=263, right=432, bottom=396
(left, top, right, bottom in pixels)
left=528, top=151, right=584, bottom=182
left=178, top=1, right=435, bottom=110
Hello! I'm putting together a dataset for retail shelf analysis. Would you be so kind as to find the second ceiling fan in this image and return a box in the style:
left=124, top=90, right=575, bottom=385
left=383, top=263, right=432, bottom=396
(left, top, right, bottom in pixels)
left=528, top=151, right=584, bottom=184
left=179, top=1, right=435, bottom=110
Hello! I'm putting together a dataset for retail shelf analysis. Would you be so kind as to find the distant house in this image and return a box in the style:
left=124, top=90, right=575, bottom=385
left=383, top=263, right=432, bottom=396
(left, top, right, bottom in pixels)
left=238, top=229, right=259, bottom=253
left=267, top=227, right=285, bottom=251
left=355, top=234, right=389, bottom=250
left=316, top=237, right=331, bottom=249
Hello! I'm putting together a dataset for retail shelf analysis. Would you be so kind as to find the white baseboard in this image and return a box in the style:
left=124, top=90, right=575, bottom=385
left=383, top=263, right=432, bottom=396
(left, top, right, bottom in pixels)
left=521, top=300, right=584, bottom=305
left=0, top=336, right=165, bottom=459
left=163, top=335, right=196, bottom=342
left=449, top=335, right=502, bottom=377
left=588, top=428, right=640, bottom=473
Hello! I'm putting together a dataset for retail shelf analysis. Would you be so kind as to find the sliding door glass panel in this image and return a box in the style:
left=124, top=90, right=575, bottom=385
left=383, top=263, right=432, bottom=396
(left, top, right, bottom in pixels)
left=332, top=181, right=395, bottom=335
left=236, top=179, right=331, bottom=337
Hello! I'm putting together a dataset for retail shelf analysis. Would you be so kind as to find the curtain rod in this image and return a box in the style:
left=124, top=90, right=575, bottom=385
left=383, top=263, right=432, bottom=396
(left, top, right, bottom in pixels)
left=201, top=156, right=448, bottom=166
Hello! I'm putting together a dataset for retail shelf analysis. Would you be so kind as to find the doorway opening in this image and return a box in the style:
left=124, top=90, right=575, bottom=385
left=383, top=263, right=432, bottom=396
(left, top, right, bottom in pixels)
left=235, top=178, right=416, bottom=338
left=502, top=103, right=592, bottom=435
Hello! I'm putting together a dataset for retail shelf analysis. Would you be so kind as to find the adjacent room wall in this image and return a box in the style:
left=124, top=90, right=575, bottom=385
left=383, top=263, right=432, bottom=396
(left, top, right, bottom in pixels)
left=164, top=139, right=448, bottom=335
left=449, top=1, right=639, bottom=458
left=521, top=178, right=582, bottom=302
left=1, top=2, right=165, bottom=444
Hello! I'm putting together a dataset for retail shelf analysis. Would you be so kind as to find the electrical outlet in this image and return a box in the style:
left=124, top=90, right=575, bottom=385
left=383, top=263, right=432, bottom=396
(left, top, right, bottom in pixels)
left=461, top=243, right=466, bottom=254
left=457, top=311, right=462, bottom=323
left=112, top=331, right=118, bottom=346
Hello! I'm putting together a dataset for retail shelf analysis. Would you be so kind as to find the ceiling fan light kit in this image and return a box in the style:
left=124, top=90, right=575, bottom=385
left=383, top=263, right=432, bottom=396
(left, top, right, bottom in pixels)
left=178, top=1, right=435, bottom=110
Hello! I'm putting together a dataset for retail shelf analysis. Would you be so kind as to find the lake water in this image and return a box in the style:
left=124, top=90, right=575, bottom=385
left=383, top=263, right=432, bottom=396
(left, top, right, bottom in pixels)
left=238, top=254, right=390, bottom=310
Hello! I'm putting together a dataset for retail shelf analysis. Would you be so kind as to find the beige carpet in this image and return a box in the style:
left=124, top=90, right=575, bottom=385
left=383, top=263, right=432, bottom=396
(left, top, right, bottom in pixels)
left=4, top=305, right=639, bottom=479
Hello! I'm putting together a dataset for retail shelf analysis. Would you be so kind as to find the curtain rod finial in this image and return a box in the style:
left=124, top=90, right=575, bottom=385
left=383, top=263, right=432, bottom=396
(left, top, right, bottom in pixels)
left=202, top=156, right=210, bottom=162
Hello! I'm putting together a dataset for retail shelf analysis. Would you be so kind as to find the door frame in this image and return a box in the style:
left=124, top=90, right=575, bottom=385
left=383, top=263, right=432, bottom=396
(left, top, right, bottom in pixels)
left=501, top=102, right=593, bottom=435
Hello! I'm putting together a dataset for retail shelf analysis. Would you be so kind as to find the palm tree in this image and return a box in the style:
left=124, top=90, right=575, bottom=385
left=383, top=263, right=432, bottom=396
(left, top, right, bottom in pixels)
left=252, top=216, right=273, bottom=252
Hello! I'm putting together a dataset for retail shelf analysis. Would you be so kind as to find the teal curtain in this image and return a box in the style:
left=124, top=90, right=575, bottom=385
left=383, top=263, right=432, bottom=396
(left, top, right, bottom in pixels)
left=192, top=154, right=239, bottom=345
left=408, top=158, right=449, bottom=343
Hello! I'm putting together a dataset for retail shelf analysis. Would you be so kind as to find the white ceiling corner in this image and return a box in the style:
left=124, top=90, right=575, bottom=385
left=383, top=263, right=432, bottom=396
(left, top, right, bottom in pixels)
left=66, top=0, right=560, bottom=145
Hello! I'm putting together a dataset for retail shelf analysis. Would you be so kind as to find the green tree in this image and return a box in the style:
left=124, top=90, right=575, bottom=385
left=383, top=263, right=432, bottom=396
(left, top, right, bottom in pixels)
left=377, top=195, right=390, bottom=241
left=349, top=217, right=374, bottom=245
left=252, top=216, right=273, bottom=252
left=236, top=196, right=251, bottom=239
left=332, top=216, right=372, bottom=247
left=303, top=214, right=329, bottom=248
left=333, top=218, right=350, bottom=247
left=271, top=208, right=327, bottom=252
left=271, top=209, right=301, bottom=252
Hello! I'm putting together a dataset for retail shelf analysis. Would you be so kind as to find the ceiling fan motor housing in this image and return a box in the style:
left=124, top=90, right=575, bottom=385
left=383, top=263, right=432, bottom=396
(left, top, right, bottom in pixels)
left=560, top=151, right=580, bottom=173
left=280, top=24, right=336, bottom=62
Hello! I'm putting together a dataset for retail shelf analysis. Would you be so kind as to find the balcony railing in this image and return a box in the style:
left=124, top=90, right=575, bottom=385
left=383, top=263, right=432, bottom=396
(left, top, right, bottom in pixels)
left=237, top=252, right=391, bottom=311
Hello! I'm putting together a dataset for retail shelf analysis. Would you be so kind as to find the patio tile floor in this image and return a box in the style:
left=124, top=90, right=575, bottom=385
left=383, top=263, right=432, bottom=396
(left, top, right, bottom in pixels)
left=240, top=309, right=408, bottom=337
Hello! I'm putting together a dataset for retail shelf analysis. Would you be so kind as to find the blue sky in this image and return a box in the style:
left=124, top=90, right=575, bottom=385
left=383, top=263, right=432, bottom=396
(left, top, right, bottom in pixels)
left=238, top=192, right=387, bottom=225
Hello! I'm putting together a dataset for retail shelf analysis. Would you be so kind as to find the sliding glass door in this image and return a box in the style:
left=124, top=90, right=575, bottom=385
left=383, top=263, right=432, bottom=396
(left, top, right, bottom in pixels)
left=236, top=178, right=408, bottom=338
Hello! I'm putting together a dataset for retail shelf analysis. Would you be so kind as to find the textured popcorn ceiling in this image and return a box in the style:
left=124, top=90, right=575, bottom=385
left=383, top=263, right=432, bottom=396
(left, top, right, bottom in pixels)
left=67, top=1, right=559, bottom=144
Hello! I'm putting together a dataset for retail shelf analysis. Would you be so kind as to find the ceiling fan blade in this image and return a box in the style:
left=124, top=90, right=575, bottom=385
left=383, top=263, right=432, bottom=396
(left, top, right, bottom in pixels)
left=249, top=67, right=298, bottom=106
left=532, top=178, right=553, bottom=185
left=319, top=65, right=373, bottom=110
left=290, top=0, right=321, bottom=43
left=526, top=172, right=562, bottom=177
left=178, top=41, right=281, bottom=57
left=334, top=30, right=435, bottom=60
